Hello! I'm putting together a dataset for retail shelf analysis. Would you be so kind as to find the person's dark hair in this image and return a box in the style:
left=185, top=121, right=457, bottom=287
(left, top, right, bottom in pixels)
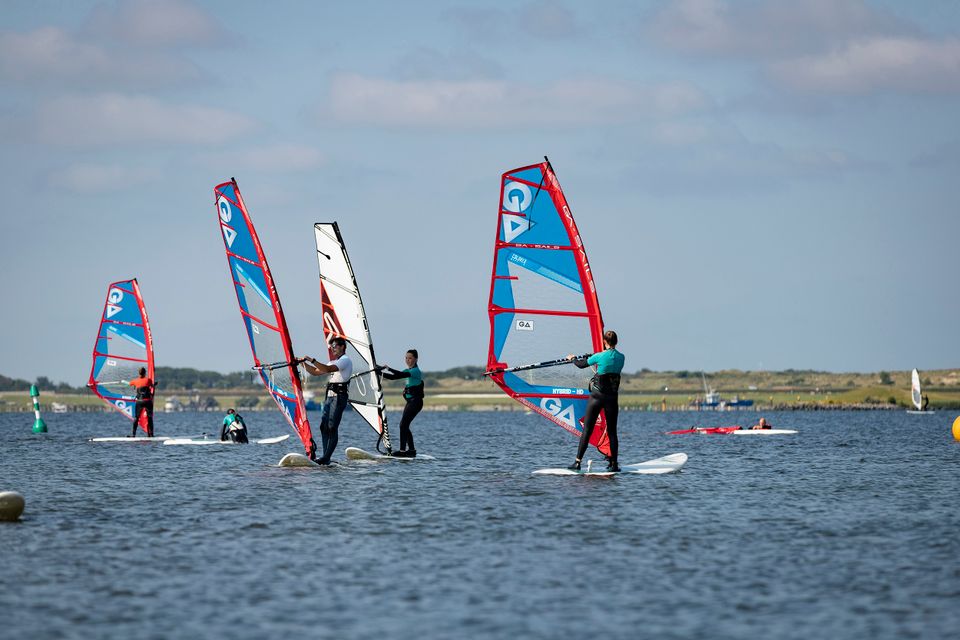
left=603, top=330, right=618, bottom=347
left=407, top=349, right=418, bottom=359
left=227, top=408, right=235, bottom=415
left=139, top=367, right=147, bottom=376
left=330, top=337, right=347, bottom=349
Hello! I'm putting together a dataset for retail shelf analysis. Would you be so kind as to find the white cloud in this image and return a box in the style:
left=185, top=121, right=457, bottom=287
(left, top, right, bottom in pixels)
left=648, top=0, right=910, bottom=57
left=36, top=94, right=256, bottom=146
left=196, top=144, right=325, bottom=173
left=325, top=73, right=707, bottom=128
left=0, top=26, right=201, bottom=87
left=47, top=163, right=156, bottom=194
left=83, top=0, right=227, bottom=47
left=519, top=1, right=581, bottom=39
left=770, top=37, right=960, bottom=94
left=443, top=1, right=584, bottom=42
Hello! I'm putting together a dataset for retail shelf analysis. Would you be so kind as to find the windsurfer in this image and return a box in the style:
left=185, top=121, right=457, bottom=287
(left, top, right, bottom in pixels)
left=567, top=330, right=624, bottom=472
left=750, top=417, right=772, bottom=430
left=380, top=349, right=424, bottom=458
left=129, top=367, right=155, bottom=437
left=922, top=395, right=929, bottom=412
left=303, top=337, right=352, bottom=464
left=220, top=408, right=249, bottom=443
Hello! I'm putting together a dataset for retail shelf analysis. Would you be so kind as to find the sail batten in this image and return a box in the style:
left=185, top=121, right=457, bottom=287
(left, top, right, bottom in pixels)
left=487, top=159, right=610, bottom=455
left=314, top=222, right=391, bottom=452
left=88, top=278, right=155, bottom=427
left=214, top=179, right=313, bottom=456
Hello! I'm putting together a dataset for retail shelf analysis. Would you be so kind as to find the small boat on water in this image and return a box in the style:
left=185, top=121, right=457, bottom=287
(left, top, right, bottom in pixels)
left=694, top=373, right=754, bottom=409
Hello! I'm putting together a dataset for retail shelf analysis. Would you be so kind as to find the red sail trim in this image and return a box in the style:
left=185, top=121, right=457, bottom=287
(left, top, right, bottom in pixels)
left=489, top=306, right=592, bottom=318
left=92, top=353, right=149, bottom=364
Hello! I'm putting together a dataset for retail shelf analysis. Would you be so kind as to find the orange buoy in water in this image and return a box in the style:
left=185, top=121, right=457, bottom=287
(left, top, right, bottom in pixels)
left=953, top=416, right=960, bottom=442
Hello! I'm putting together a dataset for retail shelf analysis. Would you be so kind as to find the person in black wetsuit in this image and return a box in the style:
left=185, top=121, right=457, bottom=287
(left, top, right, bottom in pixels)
left=566, top=330, right=625, bottom=472
left=128, top=367, right=155, bottom=437
left=220, top=408, right=249, bottom=443
left=380, top=349, right=424, bottom=458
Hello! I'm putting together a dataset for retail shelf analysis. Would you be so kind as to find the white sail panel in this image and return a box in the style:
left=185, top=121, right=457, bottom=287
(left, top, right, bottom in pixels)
left=911, top=368, right=922, bottom=410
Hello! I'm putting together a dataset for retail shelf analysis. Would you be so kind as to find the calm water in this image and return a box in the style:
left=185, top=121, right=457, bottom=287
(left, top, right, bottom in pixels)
left=2, top=409, right=958, bottom=639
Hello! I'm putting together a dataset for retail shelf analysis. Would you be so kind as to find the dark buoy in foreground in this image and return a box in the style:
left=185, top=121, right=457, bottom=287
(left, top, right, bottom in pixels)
left=0, top=491, right=25, bottom=521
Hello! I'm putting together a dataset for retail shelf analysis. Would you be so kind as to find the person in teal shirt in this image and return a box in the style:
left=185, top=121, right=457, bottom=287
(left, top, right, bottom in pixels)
left=380, top=349, right=424, bottom=457
left=567, top=330, right=624, bottom=471
left=220, top=408, right=249, bottom=443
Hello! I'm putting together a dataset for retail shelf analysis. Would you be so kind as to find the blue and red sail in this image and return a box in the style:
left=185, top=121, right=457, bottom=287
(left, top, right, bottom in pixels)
left=88, top=278, right=154, bottom=430
left=486, top=159, right=610, bottom=455
left=214, top=179, right=313, bottom=456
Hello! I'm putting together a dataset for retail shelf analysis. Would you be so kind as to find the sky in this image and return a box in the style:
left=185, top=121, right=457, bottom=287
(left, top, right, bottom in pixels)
left=1, top=0, right=958, bottom=385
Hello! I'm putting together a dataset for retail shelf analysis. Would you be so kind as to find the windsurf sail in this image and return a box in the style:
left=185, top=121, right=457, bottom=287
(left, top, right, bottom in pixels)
left=911, top=368, right=922, bottom=410
left=314, top=222, right=392, bottom=453
left=214, top=179, right=313, bottom=456
left=486, top=157, right=610, bottom=455
left=88, top=278, right=154, bottom=430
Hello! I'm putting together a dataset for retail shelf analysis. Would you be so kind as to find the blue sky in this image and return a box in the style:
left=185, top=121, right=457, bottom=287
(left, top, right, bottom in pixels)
left=1, top=0, right=958, bottom=385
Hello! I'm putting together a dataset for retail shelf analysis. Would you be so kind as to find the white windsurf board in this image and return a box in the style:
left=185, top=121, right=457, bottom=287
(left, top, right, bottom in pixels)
left=533, top=453, right=688, bottom=476
left=345, top=446, right=435, bottom=461
left=89, top=436, right=171, bottom=442
left=731, top=429, right=797, bottom=435
left=278, top=453, right=341, bottom=468
left=163, top=435, right=290, bottom=446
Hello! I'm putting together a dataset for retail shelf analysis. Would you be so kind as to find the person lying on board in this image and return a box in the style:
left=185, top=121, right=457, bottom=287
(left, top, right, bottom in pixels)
left=129, top=367, right=155, bottom=437
left=220, top=409, right=249, bottom=443
left=302, top=337, right=352, bottom=464
left=750, top=417, right=772, bottom=430
left=380, top=349, right=424, bottom=458
left=566, top=329, right=625, bottom=472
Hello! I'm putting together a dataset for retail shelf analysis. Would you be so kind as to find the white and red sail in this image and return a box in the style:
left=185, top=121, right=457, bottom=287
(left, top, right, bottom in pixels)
left=314, top=222, right=391, bottom=452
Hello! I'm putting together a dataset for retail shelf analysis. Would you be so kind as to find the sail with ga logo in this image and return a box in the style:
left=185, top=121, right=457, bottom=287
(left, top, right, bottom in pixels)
left=486, top=158, right=610, bottom=456
left=214, top=179, right=313, bottom=456
left=314, top=222, right=392, bottom=453
left=87, top=278, right=155, bottom=430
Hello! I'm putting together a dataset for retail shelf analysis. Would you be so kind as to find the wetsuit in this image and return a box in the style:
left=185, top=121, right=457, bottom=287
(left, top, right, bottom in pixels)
left=318, top=354, right=352, bottom=464
left=573, top=348, right=625, bottom=467
left=221, top=413, right=249, bottom=443
left=382, top=365, right=424, bottom=456
left=129, top=376, right=155, bottom=437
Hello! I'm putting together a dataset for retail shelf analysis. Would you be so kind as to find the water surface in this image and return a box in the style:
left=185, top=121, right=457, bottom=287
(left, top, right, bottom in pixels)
left=2, top=409, right=958, bottom=639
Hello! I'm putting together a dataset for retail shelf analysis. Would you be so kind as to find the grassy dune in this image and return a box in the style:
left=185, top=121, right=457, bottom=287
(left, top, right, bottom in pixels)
left=4, top=368, right=958, bottom=412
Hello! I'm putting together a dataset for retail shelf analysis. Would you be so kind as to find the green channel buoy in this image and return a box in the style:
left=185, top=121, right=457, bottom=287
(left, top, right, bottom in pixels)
left=0, top=491, right=25, bottom=522
left=30, top=384, right=47, bottom=433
